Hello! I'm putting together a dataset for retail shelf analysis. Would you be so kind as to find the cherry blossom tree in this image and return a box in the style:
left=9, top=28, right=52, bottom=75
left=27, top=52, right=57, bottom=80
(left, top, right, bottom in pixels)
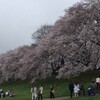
left=0, top=0, right=100, bottom=83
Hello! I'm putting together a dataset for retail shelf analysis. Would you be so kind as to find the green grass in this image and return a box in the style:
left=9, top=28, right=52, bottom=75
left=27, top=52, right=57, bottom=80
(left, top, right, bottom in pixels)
left=0, top=70, right=100, bottom=100
left=1, top=80, right=31, bottom=100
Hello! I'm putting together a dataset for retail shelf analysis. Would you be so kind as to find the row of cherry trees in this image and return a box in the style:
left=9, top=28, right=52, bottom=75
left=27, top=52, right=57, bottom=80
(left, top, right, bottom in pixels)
left=0, top=0, right=100, bottom=83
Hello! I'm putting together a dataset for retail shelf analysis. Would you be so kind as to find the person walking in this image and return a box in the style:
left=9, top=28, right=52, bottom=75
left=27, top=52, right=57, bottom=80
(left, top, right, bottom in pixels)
left=74, top=82, right=80, bottom=97
left=79, top=82, right=85, bottom=96
left=68, top=81, right=74, bottom=98
left=38, top=85, right=43, bottom=100
left=31, top=85, right=37, bottom=100
left=50, top=84, right=55, bottom=98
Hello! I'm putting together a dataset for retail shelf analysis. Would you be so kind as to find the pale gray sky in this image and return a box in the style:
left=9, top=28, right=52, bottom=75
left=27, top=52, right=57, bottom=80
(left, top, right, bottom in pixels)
left=0, top=0, right=81, bottom=54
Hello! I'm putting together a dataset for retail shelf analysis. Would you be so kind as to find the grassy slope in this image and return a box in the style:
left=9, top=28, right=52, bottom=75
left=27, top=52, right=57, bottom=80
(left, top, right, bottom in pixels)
left=0, top=70, right=100, bottom=100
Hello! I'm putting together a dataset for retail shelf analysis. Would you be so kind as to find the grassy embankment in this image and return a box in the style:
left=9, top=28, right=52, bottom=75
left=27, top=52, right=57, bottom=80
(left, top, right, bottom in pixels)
left=0, top=70, right=100, bottom=100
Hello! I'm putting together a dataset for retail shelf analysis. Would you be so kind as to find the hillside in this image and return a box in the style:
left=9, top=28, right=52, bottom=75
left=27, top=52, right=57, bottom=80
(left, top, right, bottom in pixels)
left=0, top=70, right=100, bottom=100
left=0, top=0, right=100, bottom=83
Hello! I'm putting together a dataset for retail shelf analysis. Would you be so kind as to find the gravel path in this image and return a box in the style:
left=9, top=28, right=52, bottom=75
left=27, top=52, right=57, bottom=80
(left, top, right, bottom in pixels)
left=44, top=96, right=70, bottom=100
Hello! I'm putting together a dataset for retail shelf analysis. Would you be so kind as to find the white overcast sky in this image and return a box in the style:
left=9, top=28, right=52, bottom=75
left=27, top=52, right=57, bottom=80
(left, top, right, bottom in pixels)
left=0, top=0, right=81, bottom=54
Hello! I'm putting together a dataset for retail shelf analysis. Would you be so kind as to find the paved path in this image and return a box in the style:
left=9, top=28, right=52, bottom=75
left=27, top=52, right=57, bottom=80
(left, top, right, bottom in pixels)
left=44, top=96, right=70, bottom=100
